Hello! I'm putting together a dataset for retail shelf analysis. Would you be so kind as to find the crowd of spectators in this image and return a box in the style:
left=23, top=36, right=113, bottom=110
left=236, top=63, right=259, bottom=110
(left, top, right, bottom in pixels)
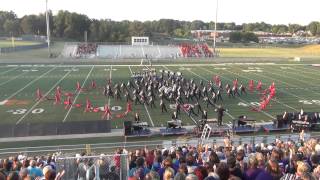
left=179, top=43, right=213, bottom=58
left=0, top=154, right=64, bottom=180
left=76, top=43, right=97, bottom=57
left=2, top=135, right=320, bottom=180
left=180, top=44, right=202, bottom=58
left=199, top=44, right=214, bottom=57
left=127, top=136, right=320, bottom=180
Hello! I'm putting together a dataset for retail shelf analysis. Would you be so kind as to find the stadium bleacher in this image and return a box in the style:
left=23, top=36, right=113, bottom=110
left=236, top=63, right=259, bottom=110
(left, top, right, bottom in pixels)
left=61, top=43, right=213, bottom=59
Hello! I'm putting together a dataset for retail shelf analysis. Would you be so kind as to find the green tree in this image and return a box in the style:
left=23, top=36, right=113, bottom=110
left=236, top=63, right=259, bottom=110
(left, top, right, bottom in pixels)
left=3, top=19, right=20, bottom=36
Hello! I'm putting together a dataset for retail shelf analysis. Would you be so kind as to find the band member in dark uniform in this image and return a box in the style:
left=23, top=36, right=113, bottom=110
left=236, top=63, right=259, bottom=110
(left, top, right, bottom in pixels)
left=187, top=104, right=198, bottom=117
left=216, top=90, right=223, bottom=102
left=171, top=111, right=178, bottom=121
left=160, top=99, right=167, bottom=113
left=134, top=112, right=140, bottom=123
left=199, top=110, right=208, bottom=130
left=216, top=105, right=226, bottom=126
left=233, top=86, right=240, bottom=97
left=194, top=101, right=202, bottom=114
left=282, top=111, right=289, bottom=125
left=148, top=96, right=155, bottom=108
left=175, top=101, right=181, bottom=115
left=239, top=83, right=247, bottom=95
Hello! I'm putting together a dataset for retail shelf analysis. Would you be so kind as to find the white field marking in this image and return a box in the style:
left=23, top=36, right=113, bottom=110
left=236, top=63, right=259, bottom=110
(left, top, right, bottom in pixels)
left=3, top=63, right=308, bottom=68
left=193, top=66, right=275, bottom=119
left=107, top=66, right=112, bottom=120
left=0, top=71, right=28, bottom=87
left=128, top=65, right=133, bottom=75
left=0, top=67, right=19, bottom=75
left=128, top=66, right=155, bottom=127
left=1, top=67, right=57, bottom=102
left=230, top=65, right=320, bottom=107
left=286, top=66, right=320, bottom=83
left=216, top=66, right=299, bottom=112
left=16, top=71, right=72, bottom=125
left=63, top=66, right=95, bottom=122
left=163, top=65, right=225, bottom=124
left=262, top=66, right=320, bottom=97
left=267, top=66, right=320, bottom=85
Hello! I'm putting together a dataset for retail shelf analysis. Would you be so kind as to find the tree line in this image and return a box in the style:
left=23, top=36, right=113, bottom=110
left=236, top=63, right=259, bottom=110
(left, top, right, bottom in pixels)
left=1, top=10, right=320, bottom=42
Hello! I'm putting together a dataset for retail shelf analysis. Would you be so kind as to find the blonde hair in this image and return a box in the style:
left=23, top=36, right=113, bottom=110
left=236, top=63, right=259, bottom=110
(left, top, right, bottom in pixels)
left=297, top=161, right=309, bottom=175
left=164, top=169, right=174, bottom=180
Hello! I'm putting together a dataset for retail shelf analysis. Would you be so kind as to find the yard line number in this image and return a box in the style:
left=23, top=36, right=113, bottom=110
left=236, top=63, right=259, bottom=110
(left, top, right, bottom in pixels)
left=299, top=100, right=320, bottom=105
left=7, top=108, right=44, bottom=115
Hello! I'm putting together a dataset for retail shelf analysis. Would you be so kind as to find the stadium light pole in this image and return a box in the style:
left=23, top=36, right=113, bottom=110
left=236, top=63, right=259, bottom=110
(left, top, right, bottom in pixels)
left=45, top=0, right=51, bottom=57
left=213, top=0, right=218, bottom=55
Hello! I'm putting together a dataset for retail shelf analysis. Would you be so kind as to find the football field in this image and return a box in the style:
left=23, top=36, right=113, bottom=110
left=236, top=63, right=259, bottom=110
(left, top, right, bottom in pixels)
left=1, top=62, right=320, bottom=129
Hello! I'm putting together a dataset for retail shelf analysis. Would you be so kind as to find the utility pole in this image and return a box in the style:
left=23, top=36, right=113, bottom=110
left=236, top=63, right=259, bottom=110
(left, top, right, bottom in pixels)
left=46, top=0, right=51, bottom=57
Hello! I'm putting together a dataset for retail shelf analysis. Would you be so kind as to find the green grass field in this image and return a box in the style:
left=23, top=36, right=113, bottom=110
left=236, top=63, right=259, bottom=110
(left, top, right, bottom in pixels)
left=0, top=40, right=41, bottom=48
left=220, top=45, right=320, bottom=58
left=1, top=62, right=320, bottom=129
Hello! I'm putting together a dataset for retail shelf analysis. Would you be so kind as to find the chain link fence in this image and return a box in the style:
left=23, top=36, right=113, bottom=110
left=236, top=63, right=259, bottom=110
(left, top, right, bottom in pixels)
left=56, top=154, right=128, bottom=180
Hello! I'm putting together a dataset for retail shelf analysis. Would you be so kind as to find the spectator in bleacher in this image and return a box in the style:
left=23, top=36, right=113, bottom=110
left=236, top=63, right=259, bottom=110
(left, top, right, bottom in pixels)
left=145, top=171, right=160, bottom=180
left=28, top=160, right=43, bottom=178
left=129, top=157, right=150, bottom=179
left=158, top=157, right=175, bottom=180
left=246, top=155, right=263, bottom=180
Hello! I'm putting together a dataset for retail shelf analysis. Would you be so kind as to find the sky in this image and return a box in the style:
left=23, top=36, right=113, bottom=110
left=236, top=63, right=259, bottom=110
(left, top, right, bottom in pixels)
left=0, top=0, right=319, bottom=25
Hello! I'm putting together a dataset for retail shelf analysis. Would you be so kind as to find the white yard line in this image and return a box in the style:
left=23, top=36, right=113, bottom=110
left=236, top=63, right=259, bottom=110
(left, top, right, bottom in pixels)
left=262, top=66, right=320, bottom=97
left=16, top=71, right=72, bottom=125
left=128, top=65, right=155, bottom=127
left=63, top=66, right=95, bottom=122
left=0, top=67, right=19, bottom=75
left=213, top=66, right=299, bottom=112
left=236, top=66, right=320, bottom=107
left=0, top=71, right=28, bottom=87
left=1, top=67, right=57, bottom=102
left=195, top=67, right=275, bottom=119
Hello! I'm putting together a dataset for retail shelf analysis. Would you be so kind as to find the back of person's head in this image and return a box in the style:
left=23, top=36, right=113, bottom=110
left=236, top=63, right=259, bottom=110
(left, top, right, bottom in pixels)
left=164, top=169, right=174, bottom=180
left=186, top=154, right=195, bottom=166
left=145, top=171, right=160, bottom=180
left=136, top=157, right=144, bottom=167
left=300, top=172, right=316, bottom=180
left=209, top=152, right=220, bottom=165
left=29, top=160, right=36, bottom=167
left=266, top=159, right=281, bottom=175
left=44, top=169, right=56, bottom=180
left=6, top=171, right=19, bottom=180
left=297, top=161, right=310, bottom=176
left=164, top=157, right=172, bottom=168
left=216, top=162, right=230, bottom=180
left=227, top=155, right=236, bottom=169
left=236, top=150, right=245, bottom=161
left=19, top=168, right=28, bottom=178
left=185, top=174, right=199, bottom=180
left=310, top=154, right=319, bottom=166
left=174, top=172, right=186, bottom=180
left=248, top=155, right=258, bottom=169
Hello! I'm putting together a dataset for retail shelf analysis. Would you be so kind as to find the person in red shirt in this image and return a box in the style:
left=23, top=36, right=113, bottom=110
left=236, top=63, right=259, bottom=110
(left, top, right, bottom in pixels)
left=84, top=98, right=92, bottom=112
left=64, top=96, right=72, bottom=109
left=36, top=88, right=43, bottom=101
left=101, top=104, right=112, bottom=120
